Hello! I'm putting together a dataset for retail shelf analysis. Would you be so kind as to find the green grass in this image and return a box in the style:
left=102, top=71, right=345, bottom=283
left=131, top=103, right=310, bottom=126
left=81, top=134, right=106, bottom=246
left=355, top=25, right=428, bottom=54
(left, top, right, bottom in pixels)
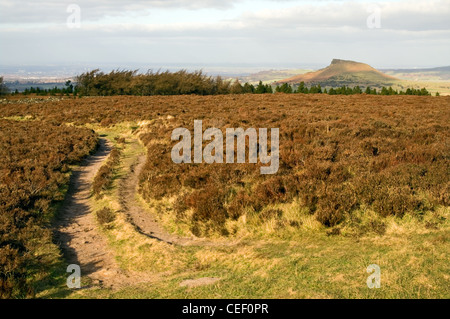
left=53, top=220, right=449, bottom=298
left=44, top=199, right=450, bottom=298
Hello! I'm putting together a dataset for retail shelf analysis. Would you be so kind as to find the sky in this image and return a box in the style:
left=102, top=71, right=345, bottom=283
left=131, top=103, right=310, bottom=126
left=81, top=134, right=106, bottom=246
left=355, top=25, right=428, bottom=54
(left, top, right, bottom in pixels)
left=0, top=0, right=449, bottom=71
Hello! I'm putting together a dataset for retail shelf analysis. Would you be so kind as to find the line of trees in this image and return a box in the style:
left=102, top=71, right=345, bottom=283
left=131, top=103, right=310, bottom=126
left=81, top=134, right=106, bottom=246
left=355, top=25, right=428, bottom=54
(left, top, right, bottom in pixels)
left=20, top=81, right=74, bottom=96
left=276, top=82, right=432, bottom=96
left=75, top=69, right=233, bottom=96
left=72, top=69, right=432, bottom=96
left=3, top=70, right=435, bottom=97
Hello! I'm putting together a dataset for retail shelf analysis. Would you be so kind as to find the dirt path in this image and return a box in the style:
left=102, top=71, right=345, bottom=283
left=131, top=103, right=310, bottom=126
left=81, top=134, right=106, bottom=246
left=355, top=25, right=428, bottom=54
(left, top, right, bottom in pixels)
left=54, top=139, right=143, bottom=289
left=118, top=140, right=232, bottom=247
left=118, top=152, right=181, bottom=244
left=54, top=136, right=234, bottom=290
left=118, top=145, right=202, bottom=246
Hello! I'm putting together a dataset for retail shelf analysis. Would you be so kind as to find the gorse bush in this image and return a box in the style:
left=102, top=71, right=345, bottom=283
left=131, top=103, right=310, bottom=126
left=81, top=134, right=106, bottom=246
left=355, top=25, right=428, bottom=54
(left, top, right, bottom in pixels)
left=0, top=119, right=97, bottom=298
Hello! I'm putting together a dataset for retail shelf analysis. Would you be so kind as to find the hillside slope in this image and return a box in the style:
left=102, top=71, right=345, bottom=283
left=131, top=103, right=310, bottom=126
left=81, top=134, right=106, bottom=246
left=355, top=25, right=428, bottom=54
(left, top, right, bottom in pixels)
left=277, top=59, right=399, bottom=87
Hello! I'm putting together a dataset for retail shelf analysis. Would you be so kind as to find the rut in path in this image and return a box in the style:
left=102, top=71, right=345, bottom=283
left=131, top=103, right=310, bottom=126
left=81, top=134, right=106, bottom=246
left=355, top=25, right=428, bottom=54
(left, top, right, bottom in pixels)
left=53, top=138, right=154, bottom=289
left=54, top=136, right=236, bottom=289
left=118, top=152, right=180, bottom=244
left=118, top=140, right=234, bottom=247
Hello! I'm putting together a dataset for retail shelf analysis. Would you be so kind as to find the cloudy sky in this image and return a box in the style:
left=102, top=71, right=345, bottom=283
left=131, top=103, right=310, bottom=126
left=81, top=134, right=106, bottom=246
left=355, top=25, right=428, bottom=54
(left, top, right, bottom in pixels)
left=0, top=0, right=449, bottom=70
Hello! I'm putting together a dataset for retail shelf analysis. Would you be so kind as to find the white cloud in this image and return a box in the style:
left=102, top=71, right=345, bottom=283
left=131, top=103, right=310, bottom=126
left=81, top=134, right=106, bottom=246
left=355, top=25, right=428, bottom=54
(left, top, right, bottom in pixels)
left=0, top=0, right=449, bottom=67
left=0, top=0, right=240, bottom=23
left=1, top=0, right=449, bottom=31
left=239, top=0, right=450, bottom=31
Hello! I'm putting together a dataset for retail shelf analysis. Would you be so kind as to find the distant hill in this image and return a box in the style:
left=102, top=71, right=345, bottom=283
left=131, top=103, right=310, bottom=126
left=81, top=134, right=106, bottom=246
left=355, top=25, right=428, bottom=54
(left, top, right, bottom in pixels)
left=276, top=59, right=399, bottom=87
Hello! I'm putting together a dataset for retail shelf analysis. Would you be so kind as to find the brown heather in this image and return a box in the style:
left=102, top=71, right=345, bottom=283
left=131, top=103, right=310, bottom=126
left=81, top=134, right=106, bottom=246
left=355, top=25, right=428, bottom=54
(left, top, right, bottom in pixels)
left=92, top=147, right=121, bottom=198
left=0, top=119, right=97, bottom=298
left=0, top=94, right=449, bottom=237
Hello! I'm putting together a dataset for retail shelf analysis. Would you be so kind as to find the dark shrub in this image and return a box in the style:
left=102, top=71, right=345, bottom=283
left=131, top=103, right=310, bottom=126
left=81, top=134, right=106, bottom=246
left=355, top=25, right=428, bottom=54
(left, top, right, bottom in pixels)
left=183, top=186, right=228, bottom=236
left=227, top=190, right=252, bottom=220
left=315, top=185, right=357, bottom=226
left=96, top=207, right=116, bottom=226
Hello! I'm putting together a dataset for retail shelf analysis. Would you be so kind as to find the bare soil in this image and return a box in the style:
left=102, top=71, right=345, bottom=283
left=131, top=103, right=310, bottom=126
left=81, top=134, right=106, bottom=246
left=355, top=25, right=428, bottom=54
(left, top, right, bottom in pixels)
left=53, top=139, right=156, bottom=289
left=117, top=139, right=227, bottom=247
left=53, top=136, right=225, bottom=290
